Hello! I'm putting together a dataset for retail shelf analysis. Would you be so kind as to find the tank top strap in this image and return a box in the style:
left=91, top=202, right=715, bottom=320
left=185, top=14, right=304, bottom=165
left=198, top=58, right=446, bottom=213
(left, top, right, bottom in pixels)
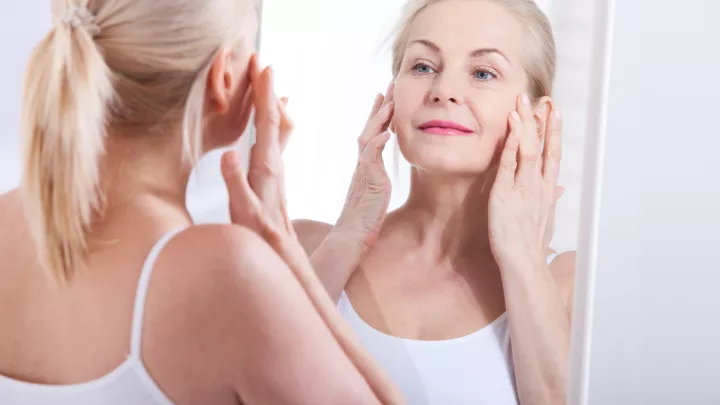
left=129, top=228, right=186, bottom=358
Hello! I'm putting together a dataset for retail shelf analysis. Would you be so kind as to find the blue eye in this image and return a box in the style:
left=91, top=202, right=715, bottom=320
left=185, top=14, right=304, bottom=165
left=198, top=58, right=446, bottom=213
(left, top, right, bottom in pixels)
left=412, top=63, right=436, bottom=75
left=474, top=69, right=497, bottom=81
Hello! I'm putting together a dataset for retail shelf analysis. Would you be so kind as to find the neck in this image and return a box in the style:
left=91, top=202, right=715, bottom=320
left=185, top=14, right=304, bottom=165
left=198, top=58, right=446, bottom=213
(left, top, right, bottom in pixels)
left=401, top=167, right=498, bottom=261
left=95, top=132, right=194, bottom=233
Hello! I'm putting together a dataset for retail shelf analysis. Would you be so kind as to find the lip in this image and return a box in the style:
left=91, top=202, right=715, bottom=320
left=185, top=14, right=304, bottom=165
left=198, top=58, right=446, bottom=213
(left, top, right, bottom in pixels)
left=418, top=120, right=474, bottom=136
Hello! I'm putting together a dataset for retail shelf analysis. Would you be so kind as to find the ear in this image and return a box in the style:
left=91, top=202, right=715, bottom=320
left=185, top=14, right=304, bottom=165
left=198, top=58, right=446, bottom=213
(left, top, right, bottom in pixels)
left=533, top=96, right=553, bottom=140
left=207, top=46, right=239, bottom=114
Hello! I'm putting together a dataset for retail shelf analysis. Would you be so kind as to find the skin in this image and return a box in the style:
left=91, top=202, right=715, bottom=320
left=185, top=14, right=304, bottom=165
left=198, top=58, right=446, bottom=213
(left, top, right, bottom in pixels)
left=291, top=1, right=575, bottom=404
left=0, top=8, right=387, bottom=405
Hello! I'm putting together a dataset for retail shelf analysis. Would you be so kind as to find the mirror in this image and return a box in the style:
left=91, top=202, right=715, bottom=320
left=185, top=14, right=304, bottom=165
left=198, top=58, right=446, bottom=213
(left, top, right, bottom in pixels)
left=255, top=0, right=602, bottom=404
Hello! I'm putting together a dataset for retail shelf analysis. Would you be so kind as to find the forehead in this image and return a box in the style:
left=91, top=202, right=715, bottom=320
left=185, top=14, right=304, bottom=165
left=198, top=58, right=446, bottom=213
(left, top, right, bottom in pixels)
left=407, top=0, right=525, bottom=60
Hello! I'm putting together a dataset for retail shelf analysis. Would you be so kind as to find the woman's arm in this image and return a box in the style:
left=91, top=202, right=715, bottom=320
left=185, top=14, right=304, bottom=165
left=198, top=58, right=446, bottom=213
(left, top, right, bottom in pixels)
left=288, top=86, right=396, bottom=302
left=201, top=226, right=383, bottom=404
left=293, top=219, right=371, bottom=303
left=488, top=94, right=572, bottom=405
left=500, top=253, right=574, bottom=405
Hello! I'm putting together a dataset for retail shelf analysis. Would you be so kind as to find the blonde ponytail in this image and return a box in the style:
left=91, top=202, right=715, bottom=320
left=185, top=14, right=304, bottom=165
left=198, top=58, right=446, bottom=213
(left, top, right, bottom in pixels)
left=21, top=7, right=114, bottom=283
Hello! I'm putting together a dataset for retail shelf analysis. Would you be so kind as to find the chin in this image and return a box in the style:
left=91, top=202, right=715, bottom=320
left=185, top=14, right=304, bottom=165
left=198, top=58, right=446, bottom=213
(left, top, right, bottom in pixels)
left=398, top=135, right=498, bottom=176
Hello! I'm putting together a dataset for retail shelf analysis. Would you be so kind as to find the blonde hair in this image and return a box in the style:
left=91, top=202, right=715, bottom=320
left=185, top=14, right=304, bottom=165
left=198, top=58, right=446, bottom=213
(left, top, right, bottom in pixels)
left=391, top=0, right=556, bottom=99
left=22, top=0, right=254, bottom=283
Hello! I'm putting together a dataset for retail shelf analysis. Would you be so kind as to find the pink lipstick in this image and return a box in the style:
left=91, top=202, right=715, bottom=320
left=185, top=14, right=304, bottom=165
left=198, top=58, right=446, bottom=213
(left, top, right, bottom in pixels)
left=418, top=120, right=474, bottom=136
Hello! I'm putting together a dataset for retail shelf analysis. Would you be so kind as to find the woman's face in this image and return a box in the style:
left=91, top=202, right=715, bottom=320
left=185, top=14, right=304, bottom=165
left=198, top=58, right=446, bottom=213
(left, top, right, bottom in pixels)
left=394, top=0, right=533, bottom=175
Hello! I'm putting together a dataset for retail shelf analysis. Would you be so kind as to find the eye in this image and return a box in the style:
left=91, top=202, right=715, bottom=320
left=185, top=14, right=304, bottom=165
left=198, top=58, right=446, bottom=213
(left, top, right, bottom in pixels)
left=412, top=63, right=437, bottom=75
left=474, top=68, right=497, bottom=81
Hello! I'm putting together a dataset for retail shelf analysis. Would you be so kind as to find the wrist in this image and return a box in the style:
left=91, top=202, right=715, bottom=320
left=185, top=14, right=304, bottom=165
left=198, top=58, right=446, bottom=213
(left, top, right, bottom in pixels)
left=496, top=251, right=547, bottom=275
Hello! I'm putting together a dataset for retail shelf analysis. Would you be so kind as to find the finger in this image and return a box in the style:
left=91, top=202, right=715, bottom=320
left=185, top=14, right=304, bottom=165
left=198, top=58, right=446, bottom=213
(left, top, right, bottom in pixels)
left=252, top=66, right=281, bottom=154
left=380, top=83, right=395, bottom=133
left=360, top=131, right=392, bottom=165
left=358, top=101, right=394, bottom=153
left=515, top=94, right=540, bottom=187
left=367, top=93, right=385, bottom=121
left=277, top=97, right=293, bottom=151
left=496, top=113, right=521, bottom=186
left=543, top=109, right=563, bottom=185
left=384, top=82, right=395, bottom=106
left=221, top=150, right=261, bottom=226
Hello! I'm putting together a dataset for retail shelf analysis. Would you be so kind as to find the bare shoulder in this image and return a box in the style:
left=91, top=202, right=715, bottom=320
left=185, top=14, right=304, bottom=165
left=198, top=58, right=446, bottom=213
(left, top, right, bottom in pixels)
left=144, top=223, right=375, bottom=402
left=549, top=251, right=577, bottom=314
left=292, top=219, right=333, bottom=254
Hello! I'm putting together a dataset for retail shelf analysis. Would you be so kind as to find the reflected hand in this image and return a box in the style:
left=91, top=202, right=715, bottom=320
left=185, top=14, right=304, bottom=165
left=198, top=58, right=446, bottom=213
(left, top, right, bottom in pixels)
left=489, top=93, right=564, bottom=269
left=336, top=83, right=395, bottom=251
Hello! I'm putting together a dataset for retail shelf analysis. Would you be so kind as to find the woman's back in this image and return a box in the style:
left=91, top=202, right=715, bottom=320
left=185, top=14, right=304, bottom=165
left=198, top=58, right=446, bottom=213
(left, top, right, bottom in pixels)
left=0, top=189, right=233, bottom=403
left=0, top=189, right=379, bottom=404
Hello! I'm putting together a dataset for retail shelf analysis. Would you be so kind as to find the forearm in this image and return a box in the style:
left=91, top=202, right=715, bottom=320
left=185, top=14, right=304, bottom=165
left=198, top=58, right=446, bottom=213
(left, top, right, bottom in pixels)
left=500, top=260, right=571, bottom=405
left=310, top=229, right=368, bottom=303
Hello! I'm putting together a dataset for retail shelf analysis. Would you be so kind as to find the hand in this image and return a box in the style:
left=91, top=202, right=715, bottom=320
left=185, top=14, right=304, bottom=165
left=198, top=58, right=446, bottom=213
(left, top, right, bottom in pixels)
left=221, top=58, right=404, bottom=404
left=488, top=93, right=563, bottom=269
left=222, top=56, right=294, bottom=245
left=335, top=83, right=395, bottom=250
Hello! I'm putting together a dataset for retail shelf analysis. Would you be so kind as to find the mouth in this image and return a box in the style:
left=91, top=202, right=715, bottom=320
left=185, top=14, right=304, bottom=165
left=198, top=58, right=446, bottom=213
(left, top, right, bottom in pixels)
left=417, top=120, right=474, bottom=136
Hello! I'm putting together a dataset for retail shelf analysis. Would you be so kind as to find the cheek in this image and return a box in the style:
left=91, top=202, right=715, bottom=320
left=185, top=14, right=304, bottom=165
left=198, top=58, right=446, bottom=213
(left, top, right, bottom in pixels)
left=470, top=92, right=518, bottom=138
left=391, top=79, right=424, bottom=131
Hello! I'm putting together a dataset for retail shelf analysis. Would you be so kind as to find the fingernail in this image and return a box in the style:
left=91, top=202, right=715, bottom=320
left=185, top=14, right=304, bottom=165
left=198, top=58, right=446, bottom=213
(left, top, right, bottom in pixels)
left=511, top=111, right=520, bottom=122
left=522, top=93, right=531, bottom=106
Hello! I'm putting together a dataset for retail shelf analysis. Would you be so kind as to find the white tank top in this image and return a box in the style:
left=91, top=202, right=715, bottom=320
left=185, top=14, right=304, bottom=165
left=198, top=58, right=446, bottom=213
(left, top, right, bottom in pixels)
left=0, top=228, right=184, bottom=405
left=337, top=254, right=557, bottom=405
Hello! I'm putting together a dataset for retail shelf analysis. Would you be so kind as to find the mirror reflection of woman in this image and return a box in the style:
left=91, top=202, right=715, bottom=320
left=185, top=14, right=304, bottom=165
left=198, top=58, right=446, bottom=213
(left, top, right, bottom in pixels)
left=290, top=1, right=577, bottom=404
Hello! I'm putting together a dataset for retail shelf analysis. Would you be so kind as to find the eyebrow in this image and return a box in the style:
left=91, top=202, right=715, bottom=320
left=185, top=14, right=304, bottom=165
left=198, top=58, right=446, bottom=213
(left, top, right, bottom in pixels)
left=409, top=39, right=511, bottom=65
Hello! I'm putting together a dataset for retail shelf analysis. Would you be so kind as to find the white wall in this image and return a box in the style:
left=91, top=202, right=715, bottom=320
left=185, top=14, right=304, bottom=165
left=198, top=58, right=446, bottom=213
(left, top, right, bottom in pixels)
left=0, top=4, right=50, bottom=194
left=583, top=0, right=720, bottom=403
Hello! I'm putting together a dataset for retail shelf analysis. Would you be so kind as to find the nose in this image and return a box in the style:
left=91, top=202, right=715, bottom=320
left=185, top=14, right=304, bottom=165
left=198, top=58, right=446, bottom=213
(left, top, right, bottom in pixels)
left=428, top=73, right=463, bottom=106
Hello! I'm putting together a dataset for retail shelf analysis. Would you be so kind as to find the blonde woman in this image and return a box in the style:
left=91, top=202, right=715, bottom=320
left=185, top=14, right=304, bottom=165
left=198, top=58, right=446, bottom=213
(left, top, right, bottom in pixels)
left=293, top=1, right=576, bottom=404
left=0, top=0, right=406, bottom=404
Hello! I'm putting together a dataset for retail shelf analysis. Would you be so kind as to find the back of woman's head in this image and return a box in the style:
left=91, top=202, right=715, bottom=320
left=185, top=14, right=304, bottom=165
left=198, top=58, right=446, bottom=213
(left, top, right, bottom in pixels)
left=22, top=0, right=254, bottom=283
left=391, top=0, right=556, bottom=99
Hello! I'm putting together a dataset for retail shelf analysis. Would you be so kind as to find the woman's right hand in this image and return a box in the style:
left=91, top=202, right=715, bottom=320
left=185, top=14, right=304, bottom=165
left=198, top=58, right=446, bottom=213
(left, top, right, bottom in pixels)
left=221, top=59, right=404, bottom=405
left=335, top=84, right=395, bottom=251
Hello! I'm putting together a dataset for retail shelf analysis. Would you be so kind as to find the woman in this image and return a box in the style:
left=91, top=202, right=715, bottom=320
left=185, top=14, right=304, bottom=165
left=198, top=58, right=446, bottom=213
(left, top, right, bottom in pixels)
left=291, top=0, right=576, bottom=404
left=0, top=0, right=404, bottom=404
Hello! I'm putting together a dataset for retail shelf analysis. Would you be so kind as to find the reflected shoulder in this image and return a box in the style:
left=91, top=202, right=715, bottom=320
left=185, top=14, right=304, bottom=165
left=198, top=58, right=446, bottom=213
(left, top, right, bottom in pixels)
left=292, top=219, right=333, bottom=254
left=550, top=250, right=577, bottom=315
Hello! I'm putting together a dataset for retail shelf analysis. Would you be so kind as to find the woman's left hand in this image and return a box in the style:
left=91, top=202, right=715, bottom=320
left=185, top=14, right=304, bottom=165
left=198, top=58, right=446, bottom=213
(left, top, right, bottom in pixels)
left=488, top=93, right=563, bottom=269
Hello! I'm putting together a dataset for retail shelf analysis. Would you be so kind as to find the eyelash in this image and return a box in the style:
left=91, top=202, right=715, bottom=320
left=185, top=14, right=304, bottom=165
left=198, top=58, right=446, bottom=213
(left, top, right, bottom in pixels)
left=410, top=62, right=498, bottom=82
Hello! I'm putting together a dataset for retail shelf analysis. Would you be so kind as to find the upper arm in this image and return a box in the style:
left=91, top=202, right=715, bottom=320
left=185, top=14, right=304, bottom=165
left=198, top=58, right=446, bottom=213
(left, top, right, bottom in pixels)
left=166, top=225, right=377, bottom=405
left=292, top=219, right=333, bottom=255
left=549, top=251, right=577, bottom=319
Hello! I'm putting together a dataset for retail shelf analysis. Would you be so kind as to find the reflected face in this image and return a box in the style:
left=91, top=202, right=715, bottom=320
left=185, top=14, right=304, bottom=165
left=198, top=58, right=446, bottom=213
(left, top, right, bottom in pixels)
left=394, top=0, right=531, bottom=175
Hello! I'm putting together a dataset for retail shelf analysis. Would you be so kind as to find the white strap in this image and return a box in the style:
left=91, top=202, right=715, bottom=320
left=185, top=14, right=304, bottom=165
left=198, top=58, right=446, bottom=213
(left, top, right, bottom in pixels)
left=130, top=228, right=186, bottom=357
